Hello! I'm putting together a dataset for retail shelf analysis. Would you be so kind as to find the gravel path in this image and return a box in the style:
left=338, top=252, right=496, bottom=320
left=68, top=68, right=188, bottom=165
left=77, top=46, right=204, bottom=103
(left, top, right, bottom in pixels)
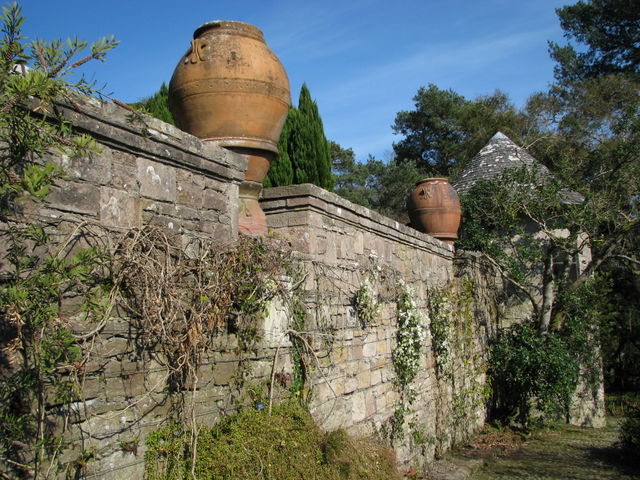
left=470, top=417, right=638, bottom=480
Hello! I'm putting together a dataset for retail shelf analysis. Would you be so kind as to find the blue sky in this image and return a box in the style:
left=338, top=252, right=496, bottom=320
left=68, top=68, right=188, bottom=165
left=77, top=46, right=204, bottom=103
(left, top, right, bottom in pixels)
left=15, top=0, right=570, bottom=162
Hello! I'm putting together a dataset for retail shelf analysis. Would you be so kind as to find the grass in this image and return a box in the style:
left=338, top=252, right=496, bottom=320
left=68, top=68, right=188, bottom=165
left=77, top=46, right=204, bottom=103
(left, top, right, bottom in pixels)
left=605, top=391, right=640, bottom=417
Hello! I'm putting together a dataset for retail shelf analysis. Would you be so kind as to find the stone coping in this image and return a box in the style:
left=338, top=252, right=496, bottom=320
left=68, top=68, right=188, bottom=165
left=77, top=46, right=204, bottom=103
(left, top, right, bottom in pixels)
left=262, top=183, right=454, bottom=258
left=49, top=91, right=248, bottom=184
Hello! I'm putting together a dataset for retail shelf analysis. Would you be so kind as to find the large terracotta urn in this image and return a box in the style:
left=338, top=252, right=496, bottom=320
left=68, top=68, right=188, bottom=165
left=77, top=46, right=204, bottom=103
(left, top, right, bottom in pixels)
left=407, top=178, right=461, bottom=244
left=168, top=20, right=291, bottom=236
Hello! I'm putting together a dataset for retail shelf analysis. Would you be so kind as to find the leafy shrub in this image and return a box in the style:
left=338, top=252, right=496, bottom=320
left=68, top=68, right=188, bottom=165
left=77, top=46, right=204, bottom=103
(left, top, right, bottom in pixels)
left=620, top=407, right=640, bottom=454
left=489, top=319, right=589, bottom=425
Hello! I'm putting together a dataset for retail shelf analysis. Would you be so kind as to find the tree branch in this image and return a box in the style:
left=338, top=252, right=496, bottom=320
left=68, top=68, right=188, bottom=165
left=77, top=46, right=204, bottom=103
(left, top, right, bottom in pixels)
left=477, top=251, right=541, bottom=319
left=611, top=254, right=640, bottom=266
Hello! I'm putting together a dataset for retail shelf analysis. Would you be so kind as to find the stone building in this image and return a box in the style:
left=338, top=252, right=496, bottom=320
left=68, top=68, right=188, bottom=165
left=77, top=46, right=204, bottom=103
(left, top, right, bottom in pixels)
left=452, top=131, right=591, bottom=325
left=452, top=131, right=604, bottom=428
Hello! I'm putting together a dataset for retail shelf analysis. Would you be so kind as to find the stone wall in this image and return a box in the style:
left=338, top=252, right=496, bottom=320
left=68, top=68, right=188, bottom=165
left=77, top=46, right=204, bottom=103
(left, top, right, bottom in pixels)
left=11, top=93, right=247, bottom=246
left=0, top=98, right=504, bottom=478
left=0, top=97, right=250, bottom=479
left=262, top=185, right=493, bottom=469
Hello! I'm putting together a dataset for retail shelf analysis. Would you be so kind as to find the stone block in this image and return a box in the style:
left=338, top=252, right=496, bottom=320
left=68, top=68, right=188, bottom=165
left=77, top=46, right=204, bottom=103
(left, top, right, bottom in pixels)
left=143, top=212, right=180, bottom=231
left=287, top=210, right=311, bottom=227
left=102, top=338, right=132, bottom=358
left=48, top=180, right=100, bottom=216
left=219, top=213, right=232, bottom=225
left=333, top=378, right=345, bottom=396
left=371, top=369, right=382, bottom=387
left=332, top=346, right=348, bottom=364
left=99, top=188, right=141, bottom=228
left=136, top=158, right=176, bottom=202
left=204, top=177, right=227, bottom=192
left=344, top=375, right=358, bottom=394
left=176, top=168, right=205, bottom=187
left=287, top=195, right=327, bottom=211
left=362, top=340, right=378, bottom=358
left=366, top=392, right=376, bottom=417
left=210, top=223, right=232, bottom=243
left=353, top=231, right=364, bottom=255
left=213, top=359, right=238, bottom=386
left=386, top=389, right=398, bottom=409
left=173, top=204, right=200, bottom=221
left=345, top=361, right=361, bottom=377
left=357, top=370, right=371, bottom=390
left=122, top=372, right=147, bottom=397
left=82, top=376, right=105, bottom=400
left=351, top=341, right=363, bottom=361
left=177, top=180, right=205, bottom=207
left=111, top=149, right=137, bottom=167
left=203, top=190, right=228, bottom=212
left=58, top=150, right=112, bottom=185
left=351, top=391, right=366, bottom=423
left=280, top=227, right=314, bottom=253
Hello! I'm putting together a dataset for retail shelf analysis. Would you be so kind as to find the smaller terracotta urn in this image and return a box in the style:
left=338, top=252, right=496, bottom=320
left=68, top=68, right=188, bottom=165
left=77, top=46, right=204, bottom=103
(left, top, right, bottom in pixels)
left=407, top=178, right=461, bottom=244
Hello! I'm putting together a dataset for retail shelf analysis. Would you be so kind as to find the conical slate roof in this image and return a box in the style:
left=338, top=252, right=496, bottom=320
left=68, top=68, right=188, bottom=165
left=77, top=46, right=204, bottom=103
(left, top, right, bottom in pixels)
left=451, top=132, right=584, bottom=204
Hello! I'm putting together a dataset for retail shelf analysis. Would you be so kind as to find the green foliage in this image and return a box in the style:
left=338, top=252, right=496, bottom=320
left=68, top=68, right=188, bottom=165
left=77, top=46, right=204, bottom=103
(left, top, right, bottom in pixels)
left=332, top=150, right=424, bottom=222
left=0, top=3, right=117, bottom=476
left=429, top=289, right=455, bottom=380
left=549, top=0, right=640, bottom=82
left=586, top=268, right=640, bottom=391
left=488, top=271, right=606, bottom=426
left=392, top=84, right=531, bottom=177
left=393, top=281, right=428, bottom=390
left=145, top=402, right=401, bottom=480
left=265, top=105, right=295, bottom=188
left=489, top=305, right=598, bottom=426
left=373, top=158, right=425, bottom=222
left=620, top=407, right=640, bottom=454
left=606, top=392, right=640, bottom=417
left=287, top=266, right=310, bottom=402
left=330, top=140, right=375, bottom=207
left=267, top=84, right=333, bottom=190
left=0, top=3, right=115, bottom=200
left=490, top=322, right=574, bottom=425
left=291, top=83, right=333, bottom=190
left=294, top=85, right=331, bottom=188
left=354, top=274, right=379, bottom=328
left=131, top=81, right=175, bottom=125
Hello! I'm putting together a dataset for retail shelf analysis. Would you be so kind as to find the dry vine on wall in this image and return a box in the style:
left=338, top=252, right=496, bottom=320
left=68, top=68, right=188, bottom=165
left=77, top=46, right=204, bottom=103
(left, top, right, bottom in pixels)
left=0, top=219, right=298, bottom=479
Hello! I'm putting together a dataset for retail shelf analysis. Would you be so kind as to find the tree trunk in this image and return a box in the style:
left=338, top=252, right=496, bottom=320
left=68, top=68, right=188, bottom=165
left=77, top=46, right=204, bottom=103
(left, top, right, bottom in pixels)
left=538, top=253, right=555, bottom=336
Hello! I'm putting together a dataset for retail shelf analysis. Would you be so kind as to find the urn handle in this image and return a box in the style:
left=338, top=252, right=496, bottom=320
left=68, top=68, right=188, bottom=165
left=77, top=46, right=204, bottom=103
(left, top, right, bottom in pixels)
left=185, top=39, right=208, bottom=64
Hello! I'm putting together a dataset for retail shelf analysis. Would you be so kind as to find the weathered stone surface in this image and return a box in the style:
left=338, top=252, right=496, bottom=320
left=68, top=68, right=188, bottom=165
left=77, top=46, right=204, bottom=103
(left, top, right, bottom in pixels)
left=48, top=180, right=100, bottom=216
left=99, top=188, right=141, bottom=228
left=136, top=158, right=177, bottom=202
left=213, top=359, right=239, bottom=386
left=57, top=151, right=112, bottom=185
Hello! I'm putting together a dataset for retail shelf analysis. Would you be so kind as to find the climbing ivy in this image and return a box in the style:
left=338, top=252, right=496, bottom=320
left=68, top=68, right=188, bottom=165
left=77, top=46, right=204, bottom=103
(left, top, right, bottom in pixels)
left=393, top=280, right=429, bottom=390
left=429, top=288, right=455, bottom=380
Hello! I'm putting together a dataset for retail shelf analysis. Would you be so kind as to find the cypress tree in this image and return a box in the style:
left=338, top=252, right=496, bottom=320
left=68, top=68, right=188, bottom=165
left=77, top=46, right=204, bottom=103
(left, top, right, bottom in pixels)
left=132, top=82, right=175, bottom=125
left=267, top=83, right=334, bottom=190
left=290, top=83, right=333, bottom=190
left=265, top=106, right=295, bottom=188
